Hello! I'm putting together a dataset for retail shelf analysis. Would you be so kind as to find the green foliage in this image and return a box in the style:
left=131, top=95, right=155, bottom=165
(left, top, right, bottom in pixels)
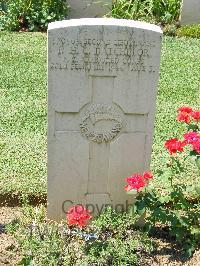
left=196, top=156, right=200, bottom=170
left=152, top=0, right=181, bottom=24
left=15, top=206, right=153, bottom=265
left=110, top=0, right=181, bottom=25
left=0, top=0, right=68, bottom=31
left=0, top=32, right=47, bottom=196
left=133, top=112, right=200, bottom=256
left=5, top=218, right=21, bottom=234
left=135, top=186, right=200, bottom=256
left=110, top=0, right=154, bottom=22
left=177, top=25, right=200, bottom=39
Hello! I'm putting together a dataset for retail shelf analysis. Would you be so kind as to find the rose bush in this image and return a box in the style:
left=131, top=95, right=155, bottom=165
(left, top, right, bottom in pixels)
left=126, top=106, right=200, bottom=256
left=125, top=172, right=153, bottom=193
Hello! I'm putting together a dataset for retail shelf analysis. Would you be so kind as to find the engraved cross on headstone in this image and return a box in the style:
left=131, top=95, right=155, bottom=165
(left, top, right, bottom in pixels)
left=54, top=74, right=147, bottom=206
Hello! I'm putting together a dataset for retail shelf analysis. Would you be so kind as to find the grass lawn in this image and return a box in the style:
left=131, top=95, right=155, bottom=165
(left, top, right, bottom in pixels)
left=0, top=32, right=47, bottom=196
left=0, top=32, right=199, bottom=198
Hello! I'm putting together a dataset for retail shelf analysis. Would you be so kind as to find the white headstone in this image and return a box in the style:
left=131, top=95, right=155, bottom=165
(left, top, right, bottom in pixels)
left=67, top=0, right=111, bottom=18
left=47, top=18, right=162, bottom=220
left=180, top=0, right=200, bottom=25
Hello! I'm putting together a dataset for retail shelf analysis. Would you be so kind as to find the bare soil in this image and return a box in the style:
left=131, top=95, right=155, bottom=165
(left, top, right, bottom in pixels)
left=0, top=207, right=21, bottom=265
left=145, top=238, right=200, bottom=266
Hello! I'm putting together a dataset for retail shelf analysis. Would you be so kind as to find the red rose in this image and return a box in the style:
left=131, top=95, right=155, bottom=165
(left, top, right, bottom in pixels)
left=191, top=110, right=200, bottom=122
left=177, top=106, right=193, bottom=124
left=66, top=205, right=92, bottom=228
left=125, top=174, right=146, bottom=192
left=143, top=172, right=153, bottom=180
left=178, top=107, right=193, bottom=113
left=177, top=112, right=191, bottom=124
left=183, top=132, right=200, bottom=153
left=192, top=140, right=200, bottom=153
left=183, top=131, right=200, bottom=144
left=165, top=138, right=185, bottom=155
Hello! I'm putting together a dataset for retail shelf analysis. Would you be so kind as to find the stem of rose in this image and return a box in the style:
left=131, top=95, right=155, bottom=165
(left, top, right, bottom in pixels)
left=195, top=156, right=200, bottom=171
left=170, top=157, right=174, bottom=188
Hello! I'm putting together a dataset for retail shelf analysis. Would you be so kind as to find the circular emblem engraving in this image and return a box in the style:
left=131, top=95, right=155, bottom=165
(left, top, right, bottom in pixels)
left=80, top=104, right=124, bottom=143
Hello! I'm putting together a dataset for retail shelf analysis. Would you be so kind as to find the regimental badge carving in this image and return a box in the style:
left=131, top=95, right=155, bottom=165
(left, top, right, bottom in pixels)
left=80, top=104, right=124, bottom=143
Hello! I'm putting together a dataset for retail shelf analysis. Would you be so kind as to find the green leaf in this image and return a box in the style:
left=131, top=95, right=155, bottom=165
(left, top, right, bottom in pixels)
left=190, top=150, right=199, bottom=157
left=195, top=186, right=200, bottom=195
left=195, top=156, right=200, bottom=170
left=18, top=256, right=33, bottom=266
left=187, top=124, right=199, bottom=131
left=136, top=200, right=146, bottom=216
left=159, top=168, right=172, bottom=183
left=159, top=195, right=171, bottom=203
left=190, top=226, right=200, bottom=236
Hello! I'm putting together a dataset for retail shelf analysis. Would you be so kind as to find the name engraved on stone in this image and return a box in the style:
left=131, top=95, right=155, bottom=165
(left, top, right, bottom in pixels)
left=49, top=37, right=156, bottom=73
left=80, top=103, right=124, bottom=143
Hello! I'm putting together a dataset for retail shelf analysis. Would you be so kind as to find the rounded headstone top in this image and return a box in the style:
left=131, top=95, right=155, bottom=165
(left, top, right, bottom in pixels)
left=48, top=18, right=162, bottom=33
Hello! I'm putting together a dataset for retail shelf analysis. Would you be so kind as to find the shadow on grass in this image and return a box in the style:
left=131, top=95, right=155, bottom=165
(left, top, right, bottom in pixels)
left=0, top=193, right=47, bottom=207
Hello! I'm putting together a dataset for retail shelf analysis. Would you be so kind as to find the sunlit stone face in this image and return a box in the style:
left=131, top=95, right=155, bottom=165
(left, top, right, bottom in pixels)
left=47, top=18, right=162, bottom=220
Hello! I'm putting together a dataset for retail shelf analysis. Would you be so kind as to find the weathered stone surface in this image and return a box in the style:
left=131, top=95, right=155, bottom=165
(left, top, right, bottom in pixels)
left=47, top=18, right=162, bottom=220
left=180, top=0, right=200, bottom=25
left=67, top=0, right=111, bottom=18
